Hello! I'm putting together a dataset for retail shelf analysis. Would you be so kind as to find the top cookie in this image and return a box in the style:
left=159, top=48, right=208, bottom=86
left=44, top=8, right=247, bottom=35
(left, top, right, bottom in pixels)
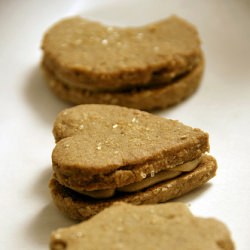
left=53, top=104, right=208, bottom=174
left=42, top=16, right=201, bottom=91
left=52, top=104, right=210, bottom=194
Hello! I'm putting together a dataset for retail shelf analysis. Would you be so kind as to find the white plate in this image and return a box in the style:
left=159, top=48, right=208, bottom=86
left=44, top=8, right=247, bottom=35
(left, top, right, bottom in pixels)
left=0, top=0, right=250, bottom=249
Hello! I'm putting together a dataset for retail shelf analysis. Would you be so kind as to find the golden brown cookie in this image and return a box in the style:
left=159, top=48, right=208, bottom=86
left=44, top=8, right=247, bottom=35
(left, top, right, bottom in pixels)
left=41, top=16, right=203, bottom=110
left=50, top=105, right=217, bottom=220
left=50, top=202, right=234, bottom=250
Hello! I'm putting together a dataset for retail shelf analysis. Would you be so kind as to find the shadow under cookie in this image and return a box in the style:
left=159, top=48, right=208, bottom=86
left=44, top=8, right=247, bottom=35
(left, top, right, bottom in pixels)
left=24, top=66, right=69, bottom=124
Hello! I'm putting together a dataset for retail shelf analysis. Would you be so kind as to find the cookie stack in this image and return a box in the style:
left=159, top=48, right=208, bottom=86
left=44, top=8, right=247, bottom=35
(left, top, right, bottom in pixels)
left=41, top=15, right=236, bottom=249
left=50, top=104, right=217, bottom=220
left=41, top=16, right=203, bottom=110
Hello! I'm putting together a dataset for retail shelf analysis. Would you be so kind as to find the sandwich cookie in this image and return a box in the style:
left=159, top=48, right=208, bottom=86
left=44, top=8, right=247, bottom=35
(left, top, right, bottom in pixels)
left=41, top=16, right=203, bottom=110
left=50, top=104, right=217, bottom=220
left=50, top=202, right=234, bottom=250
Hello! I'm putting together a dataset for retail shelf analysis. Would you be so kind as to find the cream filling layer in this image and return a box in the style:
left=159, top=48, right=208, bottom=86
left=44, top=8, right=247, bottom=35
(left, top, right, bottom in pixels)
left=82, top=157, right=201, bottom=199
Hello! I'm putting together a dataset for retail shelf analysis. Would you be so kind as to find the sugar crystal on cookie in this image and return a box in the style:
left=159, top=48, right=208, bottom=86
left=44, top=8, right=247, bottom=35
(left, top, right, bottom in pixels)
left=79, top=124, right=84, bottom=130
left=101, top=39, right=108, bottom=45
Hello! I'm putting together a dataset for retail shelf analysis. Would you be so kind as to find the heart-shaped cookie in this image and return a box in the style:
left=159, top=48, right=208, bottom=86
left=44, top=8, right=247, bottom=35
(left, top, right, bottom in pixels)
left=50, top=104, right=217, bottom=219
left=42, top=16, right=203, bottom=110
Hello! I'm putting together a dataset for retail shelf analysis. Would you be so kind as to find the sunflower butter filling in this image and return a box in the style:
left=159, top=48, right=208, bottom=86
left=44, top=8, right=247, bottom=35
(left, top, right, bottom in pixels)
left=81, top=157, right=201, bottom=199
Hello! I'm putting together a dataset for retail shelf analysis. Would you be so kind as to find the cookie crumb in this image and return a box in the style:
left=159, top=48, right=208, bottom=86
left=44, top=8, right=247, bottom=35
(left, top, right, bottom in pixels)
left=96, top=143, right=102, bottom=150
left=79, top=124, right=84, bottom=130
left=132, top=117, right=138, bottom=123
left=101, top=39, right=108, bottom=45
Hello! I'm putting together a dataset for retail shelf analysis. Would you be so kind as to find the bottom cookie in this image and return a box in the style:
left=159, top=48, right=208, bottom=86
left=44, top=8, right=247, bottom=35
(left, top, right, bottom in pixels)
left=42, top=59, right=204, bottom=111
left=50, top=202, right=234, bottom=250
left=50, top=155, right=217, bottom=220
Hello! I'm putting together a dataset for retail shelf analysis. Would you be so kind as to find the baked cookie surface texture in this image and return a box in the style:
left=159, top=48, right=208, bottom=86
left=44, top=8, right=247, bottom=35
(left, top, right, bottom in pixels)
left=50, top=202, right=234, bottom=250
left=50, top=104, right=217, bottom=220
left=41, top=16, right=204, bottom=110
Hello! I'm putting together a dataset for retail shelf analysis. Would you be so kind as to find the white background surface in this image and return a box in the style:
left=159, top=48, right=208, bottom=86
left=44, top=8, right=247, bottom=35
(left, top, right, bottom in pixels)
left=0, top=0, right=250, bottom=249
